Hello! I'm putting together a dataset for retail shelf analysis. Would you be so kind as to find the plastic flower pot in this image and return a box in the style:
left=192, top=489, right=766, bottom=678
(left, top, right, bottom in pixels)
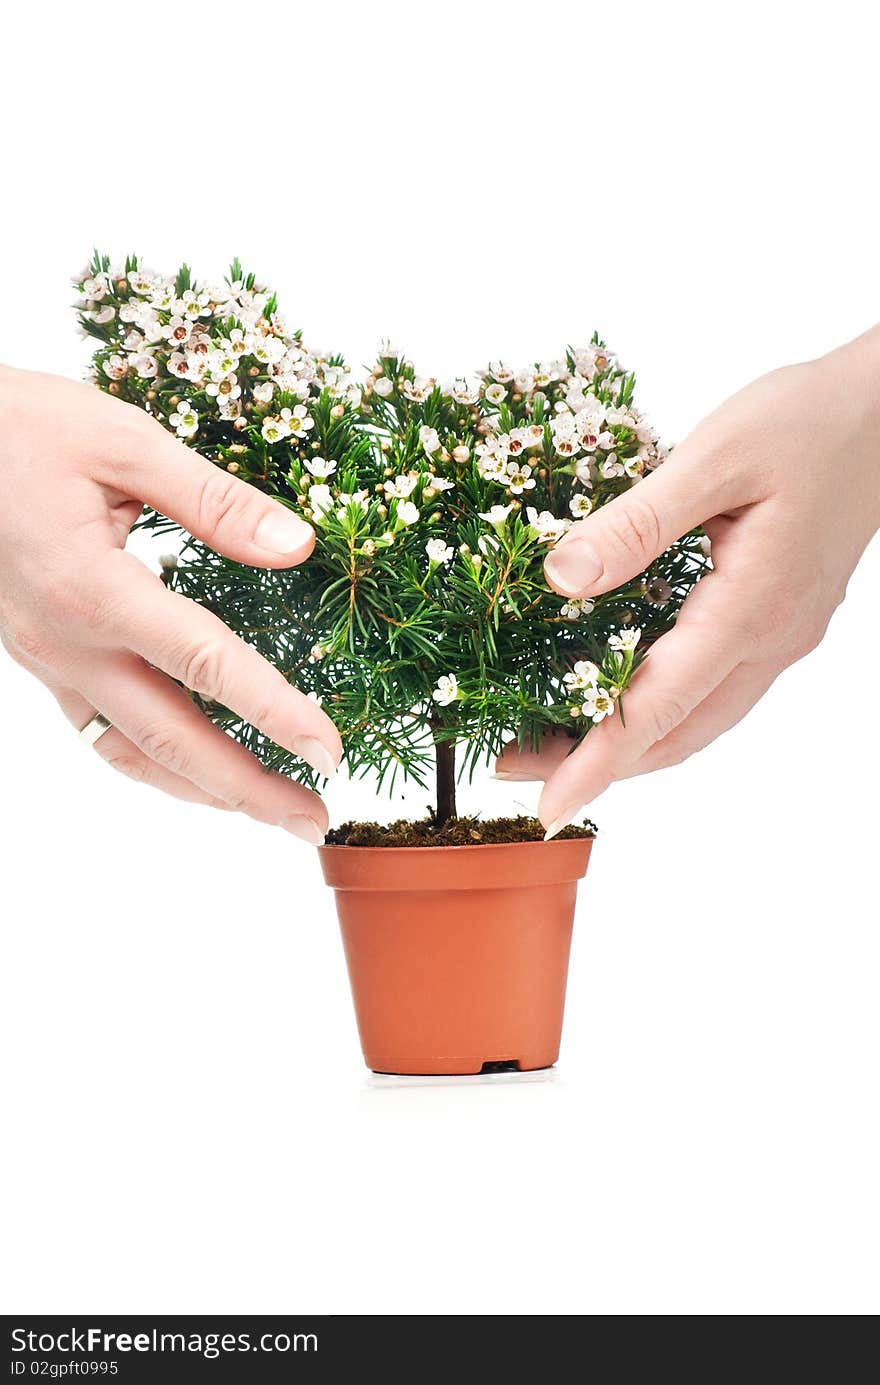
left=318, top=837, right=594, bottom=1075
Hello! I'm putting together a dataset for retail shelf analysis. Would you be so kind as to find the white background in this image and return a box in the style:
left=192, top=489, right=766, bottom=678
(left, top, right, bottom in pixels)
left=1, top=0, right=878, bottom=1315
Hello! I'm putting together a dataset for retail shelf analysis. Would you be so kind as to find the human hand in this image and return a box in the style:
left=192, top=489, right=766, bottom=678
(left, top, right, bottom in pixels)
left=495, top=327, right=880, bottom=837
left=0, top=365, right=342, bottom=842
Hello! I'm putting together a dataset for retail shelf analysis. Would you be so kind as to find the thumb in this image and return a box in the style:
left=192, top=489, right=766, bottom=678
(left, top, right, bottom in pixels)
left=543, top=441, right=728, bottom=598
left=117, top=416, right=315, bottom=567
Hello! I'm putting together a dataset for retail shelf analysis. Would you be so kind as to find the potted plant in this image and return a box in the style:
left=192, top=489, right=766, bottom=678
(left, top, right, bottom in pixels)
left=74, top=254, right=707, bottom=1074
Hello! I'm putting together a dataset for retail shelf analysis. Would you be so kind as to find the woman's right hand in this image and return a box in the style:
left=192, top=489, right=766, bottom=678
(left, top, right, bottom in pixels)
left=0, top=364, right=342, bottom=844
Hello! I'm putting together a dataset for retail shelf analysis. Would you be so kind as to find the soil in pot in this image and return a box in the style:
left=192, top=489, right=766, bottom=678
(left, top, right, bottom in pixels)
left=325, top=814, right=596, bottom=847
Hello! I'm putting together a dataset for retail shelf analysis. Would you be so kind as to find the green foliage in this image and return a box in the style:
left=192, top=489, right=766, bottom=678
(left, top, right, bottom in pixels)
left=73, top=255, right=709, bottom=807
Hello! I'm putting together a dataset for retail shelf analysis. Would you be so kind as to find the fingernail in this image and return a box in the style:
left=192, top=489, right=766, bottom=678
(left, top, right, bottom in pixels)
left=281, top=814, right=325, bottom=845
left=544, top=540, right=602, bottom=594
left=542, top=805, right=580, bottom=841
left=491, top=771, right=536, bottom=782
left=291, top=735, right=339, bottom=779
left=254, top=507, right=313, bottom=554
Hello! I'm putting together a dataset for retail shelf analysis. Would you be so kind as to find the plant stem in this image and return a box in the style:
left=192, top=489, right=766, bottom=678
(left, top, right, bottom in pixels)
left=431, top=721, right=457, bottom=826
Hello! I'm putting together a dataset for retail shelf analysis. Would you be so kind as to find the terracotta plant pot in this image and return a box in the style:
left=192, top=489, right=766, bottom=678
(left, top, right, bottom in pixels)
left=318, top=838, right=593, bottom=1075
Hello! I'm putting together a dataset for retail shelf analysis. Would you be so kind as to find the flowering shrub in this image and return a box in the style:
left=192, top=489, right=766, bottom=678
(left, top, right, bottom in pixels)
left=75, top=254, right=709, bottom=822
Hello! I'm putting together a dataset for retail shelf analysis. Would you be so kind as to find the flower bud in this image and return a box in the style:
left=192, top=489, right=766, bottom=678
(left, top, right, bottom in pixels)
left=645, top=576, right=673, bottom=606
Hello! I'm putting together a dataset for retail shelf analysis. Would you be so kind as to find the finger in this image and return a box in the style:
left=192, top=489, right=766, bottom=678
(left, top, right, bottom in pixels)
left=543, top=435, right=743, bottom=598
left=97, top=409, right=315, bottom=567
left=494, top=729, right=573, bottom=782
left=538, top=578, right=744, bottom=834
left=53, top=685, right=231, bottom=808
left=106, top=551, right=342, bottom=778
left=619, top=659, right=780, bottom=779
left=74, top=651, right=329, bottom=843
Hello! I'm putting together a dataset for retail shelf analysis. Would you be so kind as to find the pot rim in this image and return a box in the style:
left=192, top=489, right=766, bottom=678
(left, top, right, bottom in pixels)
left=318, top=836, right=594, bottom=853
left=317, top=834, right=594, bottom=891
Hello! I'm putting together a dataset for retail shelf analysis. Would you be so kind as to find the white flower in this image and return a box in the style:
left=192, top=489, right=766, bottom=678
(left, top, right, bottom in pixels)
left=432, top=674, right=460, bottom=707
left=448, top=379, right=480, bottom=406
left=384, top=473, right=418, bottom=500
left=484, top=382, right=507, bottom=405
left=206, top=347, right=238, bottom=378
left=427, top=475, right=454, bottom=491
left=89, top=304, right=116, bottom=325
left=252, top=380, right=275, bottom=403
left=251, top=335, right=287, bottom=365
left=402, top=376, right=432, bottom=402
left=379, top=340, right=400, bottom=359
left=309, top=642, right=331, bottom=663
left=306, top=457, right=337, bottom=479
left=81, top=274, right=108, bottom=301
left=280, top=404, right=314, bottom=436
left=607, top=627, right=641, bottom=654
left=581, top=687, right=616, bottom=723
left=337, top=489, right=370, bottom=513
left=550, top=418, right=579, bottom=457
left=479, top=504, right=514, bottom=527
left=451, top=445, right=470, bottom=463
left=574, top=458, right=595, bottom=486
left=564, top=660, right=600, bottom=690
left=514, top=368, right=536, bottom=393
left=130, top=353, right=158, bottom=379
left=128, top=270, right=155, bottom=296
left=569, top=493, right=593, bottom=518
left=169, top=404, right=199, bottom=439
left=207, top=376, right=242, bottom=403
left=560, top=597, right=595, bottom=619
left=261, top=414, right=290, bottom=444
left=476, top=444, right=508, bottom=480
left=419, top=425, right=441, bottom=455
left=149, top=280, right=176, bottom=311
left=308, top=484, right=334, bottom=516
left=396, top=500, right=420, bottom=525
left=165, top=315, right=192, bottom=346
left=487, top=361, right=514, bottom=383
left=373, top=376, right=394, bottom=398
left=426, top=538, right=454, bottom=564
left=503, top=462, right=535, bottom=494
left=165, top=351, right=192, bottom=380
left=600, top=454, right=624, bottom=478
left=102, top=354, right=126, bottom=381
left=526, top=507, right=569, bottom=544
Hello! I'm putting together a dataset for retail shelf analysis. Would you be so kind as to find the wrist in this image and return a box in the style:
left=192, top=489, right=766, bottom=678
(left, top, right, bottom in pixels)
left=816, top=326, right=880, bottom=528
